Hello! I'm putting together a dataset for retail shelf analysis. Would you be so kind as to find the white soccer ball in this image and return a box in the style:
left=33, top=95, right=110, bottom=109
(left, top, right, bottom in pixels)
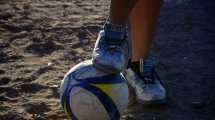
left=60, top=60, right=129, bottom=120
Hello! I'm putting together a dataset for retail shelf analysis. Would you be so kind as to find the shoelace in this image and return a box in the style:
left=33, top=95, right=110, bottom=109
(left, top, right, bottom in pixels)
left=103, top=23, right=126, bottom=52
left=142, top=59, right=157, bottom=84
left=104, top=37, right=125, bottom=52
left=143, top=66, right=156, bottom=84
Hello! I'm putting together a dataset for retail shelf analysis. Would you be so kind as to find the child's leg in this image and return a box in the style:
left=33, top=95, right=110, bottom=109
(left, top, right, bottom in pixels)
left=125, top=0, right=166, bottom=104
left=130, top=0, right=163, bottom=62
left=109, top=0, right=137, bottom=25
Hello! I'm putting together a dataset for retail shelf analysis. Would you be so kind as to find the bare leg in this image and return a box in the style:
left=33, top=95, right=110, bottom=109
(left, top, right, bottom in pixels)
left=130, top=0, right=163, bottom=62
left=109, top=0, right=137, bottom=25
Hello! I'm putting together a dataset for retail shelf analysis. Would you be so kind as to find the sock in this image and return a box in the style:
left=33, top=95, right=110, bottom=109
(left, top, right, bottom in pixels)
left=130, top=59, right=145, bottom=78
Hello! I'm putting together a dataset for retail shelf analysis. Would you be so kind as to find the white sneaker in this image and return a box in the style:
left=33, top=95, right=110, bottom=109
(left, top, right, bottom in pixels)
left=92, top=23, right=129, bottom=73
left=124, top=59, right=167, bottom=104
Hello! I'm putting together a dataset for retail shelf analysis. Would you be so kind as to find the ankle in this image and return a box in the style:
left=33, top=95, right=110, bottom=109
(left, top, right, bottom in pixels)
left=130, top=59, right=144, bottom=78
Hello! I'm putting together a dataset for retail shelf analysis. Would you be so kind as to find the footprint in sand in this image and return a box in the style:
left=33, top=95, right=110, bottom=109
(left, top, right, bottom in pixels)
left=0, top=86, right=20, bottom=101
left=0, top=76, right=11, bottom=85
left=0, top=110, right=24, bottom=120
left=25, top=39, right=63, bottom=56
left=0, top=69, right=6, bottom=75
left=0, top=51, right=23, bottom=63
left=17, top=83, right=47, bottom=93
left=24, top=102, right=50, bottom=115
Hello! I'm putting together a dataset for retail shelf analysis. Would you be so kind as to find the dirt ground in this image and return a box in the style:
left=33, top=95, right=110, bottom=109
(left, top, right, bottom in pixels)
left=0, top=0, right=215, bottom=120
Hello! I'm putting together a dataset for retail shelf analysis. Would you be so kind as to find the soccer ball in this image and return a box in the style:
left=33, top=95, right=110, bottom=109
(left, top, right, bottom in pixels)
left=60, top=60, right=129, bottom=120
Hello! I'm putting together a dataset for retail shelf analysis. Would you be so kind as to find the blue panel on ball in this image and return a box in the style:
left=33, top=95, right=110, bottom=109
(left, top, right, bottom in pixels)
left=61, top=84, right=78, bottom=120
left=61, top=83, right=120, bottom=120
left=71, top=73, right=125, bottom=84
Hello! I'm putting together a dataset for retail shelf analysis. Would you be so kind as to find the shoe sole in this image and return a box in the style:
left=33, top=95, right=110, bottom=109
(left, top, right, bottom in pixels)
left=137, top=98, right=167, bottom=106
left=127, top=82, right=167, bottom=106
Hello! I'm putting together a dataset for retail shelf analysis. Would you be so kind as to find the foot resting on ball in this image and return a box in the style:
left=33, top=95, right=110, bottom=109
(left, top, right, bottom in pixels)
left=92, top=23, right=129, bottom=73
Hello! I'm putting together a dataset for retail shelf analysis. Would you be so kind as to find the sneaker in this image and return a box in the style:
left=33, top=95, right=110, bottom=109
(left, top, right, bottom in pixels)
left=92, top=23, right=129, bottom=73
left=124, top=59, right=167, bottom=104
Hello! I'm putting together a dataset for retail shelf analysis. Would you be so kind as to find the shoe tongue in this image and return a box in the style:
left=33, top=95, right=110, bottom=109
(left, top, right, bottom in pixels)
left=142, top=58, right=156, bottom=83
left=143, top=62, right=153, bottom=78
left=104, top=30, right=125, bottom=45
left=143, top=57, right=156, bottom=73
left=104, top=23, right=126, bottom=40
left=143, top=64, right=153, bottom=75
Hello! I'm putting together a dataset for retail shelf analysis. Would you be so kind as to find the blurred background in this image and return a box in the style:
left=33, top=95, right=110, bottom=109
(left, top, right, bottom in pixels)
left=0, top=0, right=215, bottom=120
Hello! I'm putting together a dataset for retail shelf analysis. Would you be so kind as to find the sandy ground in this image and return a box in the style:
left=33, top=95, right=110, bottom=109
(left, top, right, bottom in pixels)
left=0, top=0, right=215, bottom=120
